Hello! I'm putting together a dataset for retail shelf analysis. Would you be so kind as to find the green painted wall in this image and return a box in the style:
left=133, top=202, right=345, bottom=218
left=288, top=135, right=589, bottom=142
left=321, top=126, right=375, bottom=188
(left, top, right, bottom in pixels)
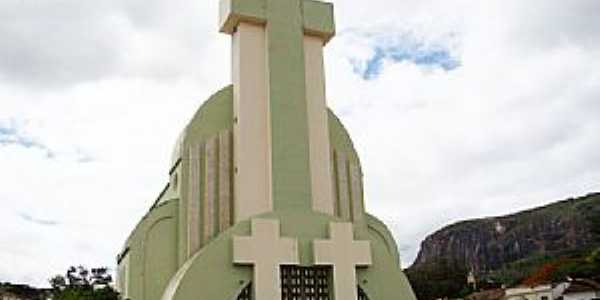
left=119, top=200, right=179, bottom=300
left=144, top=216, right=177, bottom=300
left=266, top=0, right=313, bottom=213
left=176, top=86, right=234, bottom=266
left=328, top=111, right=361, bottom=167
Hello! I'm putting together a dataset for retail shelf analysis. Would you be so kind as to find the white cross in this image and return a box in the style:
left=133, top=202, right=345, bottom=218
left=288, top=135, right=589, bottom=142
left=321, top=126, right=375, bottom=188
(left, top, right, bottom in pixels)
left=233, top=218, right=299, bottom=299
left=314, top=222, right=372, bottom=300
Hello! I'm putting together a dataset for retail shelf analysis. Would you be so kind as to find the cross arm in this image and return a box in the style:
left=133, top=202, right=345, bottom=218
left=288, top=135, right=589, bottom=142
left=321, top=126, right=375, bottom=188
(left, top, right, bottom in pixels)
left=219, top=0, right=335, bottom=43
left=233, top=236, right=260, bottom=264
left=302, top=0, right=335, bottom=43
left=352, top=240, right=372, bottom=266
left=313, top=240, right=336, bottom=264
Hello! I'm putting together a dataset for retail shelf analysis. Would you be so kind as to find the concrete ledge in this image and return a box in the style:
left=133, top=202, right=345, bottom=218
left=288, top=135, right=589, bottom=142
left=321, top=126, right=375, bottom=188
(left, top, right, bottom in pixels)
left=219, top=0, right=266, bottom=34
left=303, top=0, right=335, bottom=43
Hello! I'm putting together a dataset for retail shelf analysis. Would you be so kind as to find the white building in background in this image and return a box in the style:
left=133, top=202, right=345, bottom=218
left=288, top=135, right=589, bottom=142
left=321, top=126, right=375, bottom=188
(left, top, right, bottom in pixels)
left=562, top=279, right=600, bottom=300
left=504, top=283, right=565, bottom=300
left=503, top=280, right=600, bottom=300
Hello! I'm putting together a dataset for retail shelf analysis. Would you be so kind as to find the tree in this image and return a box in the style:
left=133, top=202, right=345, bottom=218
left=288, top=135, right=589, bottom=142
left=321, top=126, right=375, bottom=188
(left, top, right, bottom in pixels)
left=522, top=261, right=558, bottom=286
left=50, top=275, right=67, bottom=290
left=49, top=266, right=119, bottom=300
left=406, top=258, right=470, bottom=300
left=587, top=248, right=600, bottom=265
left=90, top=268, right=113, bottom=287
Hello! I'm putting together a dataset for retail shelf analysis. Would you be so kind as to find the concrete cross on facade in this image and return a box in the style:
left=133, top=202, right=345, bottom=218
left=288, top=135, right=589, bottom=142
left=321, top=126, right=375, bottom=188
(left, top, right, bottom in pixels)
left=233, top=218, right=299, bottom=299
left=314, top=222, right=372, bottom=299
left=219, top=0, right=337, bottom=221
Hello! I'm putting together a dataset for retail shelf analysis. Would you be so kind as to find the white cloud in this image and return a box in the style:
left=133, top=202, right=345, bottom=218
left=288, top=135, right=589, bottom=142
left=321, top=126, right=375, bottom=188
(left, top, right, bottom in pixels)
left=326, top=0, right=600, bottom=265
left=0, top=0, right=599, bottom=286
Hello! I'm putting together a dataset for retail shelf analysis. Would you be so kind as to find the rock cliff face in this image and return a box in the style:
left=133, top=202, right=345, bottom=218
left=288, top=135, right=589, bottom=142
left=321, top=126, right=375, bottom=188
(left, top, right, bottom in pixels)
left=411, top=193, right=600, bottom=272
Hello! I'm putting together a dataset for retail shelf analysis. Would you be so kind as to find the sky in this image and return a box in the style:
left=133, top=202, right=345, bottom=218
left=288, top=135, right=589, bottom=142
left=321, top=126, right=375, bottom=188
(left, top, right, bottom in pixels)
left=1, top=0, right=600, bottom=287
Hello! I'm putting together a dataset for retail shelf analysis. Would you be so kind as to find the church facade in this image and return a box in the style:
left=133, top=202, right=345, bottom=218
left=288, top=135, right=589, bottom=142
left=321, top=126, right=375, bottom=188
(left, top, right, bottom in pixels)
left=116, top=0, right=418, bottom=299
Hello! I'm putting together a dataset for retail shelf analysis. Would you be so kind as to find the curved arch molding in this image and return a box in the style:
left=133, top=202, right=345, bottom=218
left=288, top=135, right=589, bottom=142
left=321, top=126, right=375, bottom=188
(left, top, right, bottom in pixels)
left=160, top=211, right=416, bottom=300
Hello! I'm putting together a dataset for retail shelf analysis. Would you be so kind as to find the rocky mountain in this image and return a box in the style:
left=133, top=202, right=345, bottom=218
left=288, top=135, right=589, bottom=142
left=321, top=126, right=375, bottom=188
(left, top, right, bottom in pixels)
left=411, top=192, right=600, bottom=272
left=406, top=192, right=600, bottom=300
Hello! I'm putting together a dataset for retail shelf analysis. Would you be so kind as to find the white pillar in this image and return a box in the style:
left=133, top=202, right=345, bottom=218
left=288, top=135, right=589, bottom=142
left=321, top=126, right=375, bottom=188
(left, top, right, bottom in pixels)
left=304, top=35, right=335, bottom=215
left=232, top=23, right=273, bottom=222
left=314, top=222, right=372, bottom=299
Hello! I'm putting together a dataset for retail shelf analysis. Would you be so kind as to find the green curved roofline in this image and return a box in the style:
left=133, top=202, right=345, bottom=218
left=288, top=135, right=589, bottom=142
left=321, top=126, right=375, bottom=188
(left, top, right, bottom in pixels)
left=169, top=85, right=362, bottom=175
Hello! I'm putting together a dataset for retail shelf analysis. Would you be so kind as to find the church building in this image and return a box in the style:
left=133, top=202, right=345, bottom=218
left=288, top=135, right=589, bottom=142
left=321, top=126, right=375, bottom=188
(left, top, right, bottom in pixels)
left=116, top=0, right=418, bottom=299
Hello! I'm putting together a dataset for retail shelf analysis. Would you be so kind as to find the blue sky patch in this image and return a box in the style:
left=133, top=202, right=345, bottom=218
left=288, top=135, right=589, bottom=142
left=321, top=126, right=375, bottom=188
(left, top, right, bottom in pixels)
left=347, top=30, right=461, bottom=80
left=0, top=123, right=93, bottom=161
left=17, top=211, right=60, bottom=226
left=0, top=124, right=54, bottom=157
left=0, top=126, right=17, bottom=136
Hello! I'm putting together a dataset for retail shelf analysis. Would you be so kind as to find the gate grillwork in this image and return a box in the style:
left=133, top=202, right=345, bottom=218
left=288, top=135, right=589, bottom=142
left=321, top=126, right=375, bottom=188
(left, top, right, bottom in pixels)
left=236, top=283, right=252, bottom=300
left=281, top=265, right=331, bottom=299
left=358, top=286, right=369, bottom=300
left=235, top=274, right=370, bottom=299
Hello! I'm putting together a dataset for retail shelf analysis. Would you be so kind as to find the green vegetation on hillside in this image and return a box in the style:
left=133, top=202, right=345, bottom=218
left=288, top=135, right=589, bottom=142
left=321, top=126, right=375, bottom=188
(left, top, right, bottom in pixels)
left=405, top=258, right=472, bottom=300
left=0, top=282, right=49, bottom=300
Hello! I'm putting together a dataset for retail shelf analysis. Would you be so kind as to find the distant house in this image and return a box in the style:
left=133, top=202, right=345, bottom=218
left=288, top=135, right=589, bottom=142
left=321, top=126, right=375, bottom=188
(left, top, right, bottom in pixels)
left=1, top=292, right=21, bottom=300
left=501, top=279, right=600, bottom=300
left=467, top=288, right=505, bottom=300
left=562, top=279, right=600, bottom=300
left=504, top=283, right=569, bottom=300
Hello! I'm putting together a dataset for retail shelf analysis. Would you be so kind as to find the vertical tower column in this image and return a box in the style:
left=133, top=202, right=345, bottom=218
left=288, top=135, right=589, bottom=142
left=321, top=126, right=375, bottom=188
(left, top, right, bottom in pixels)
left=231, top=22, right=272, bottom=222
left=221, top=0, right=336, bottom=219
left=304, top=35, right=335, bottom=214
left=265, top=0, right=312, bottom=212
